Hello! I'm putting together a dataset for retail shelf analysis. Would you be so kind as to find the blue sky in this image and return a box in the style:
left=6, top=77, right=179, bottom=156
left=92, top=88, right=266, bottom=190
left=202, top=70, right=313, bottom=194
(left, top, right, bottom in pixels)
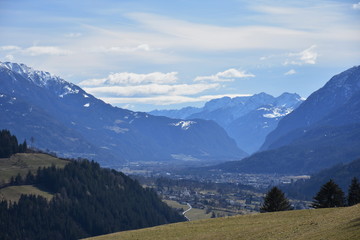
left=1, top=0, right=359, bottom=111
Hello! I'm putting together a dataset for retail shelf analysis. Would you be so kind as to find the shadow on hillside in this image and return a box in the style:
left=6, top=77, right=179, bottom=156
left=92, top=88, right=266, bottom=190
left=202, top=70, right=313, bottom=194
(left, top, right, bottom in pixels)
left=347, top=217, right=360, bottom=229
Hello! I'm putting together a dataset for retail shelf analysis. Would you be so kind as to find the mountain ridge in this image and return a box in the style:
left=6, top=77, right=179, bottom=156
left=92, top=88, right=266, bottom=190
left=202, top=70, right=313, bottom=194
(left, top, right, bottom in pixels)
left=212, top=66, right=360, bottom=174
left=0, top=61, right=247, bottom=166
left=150, top=92, right=303, bottom=153
left=261, top=65, right=360, bottom=151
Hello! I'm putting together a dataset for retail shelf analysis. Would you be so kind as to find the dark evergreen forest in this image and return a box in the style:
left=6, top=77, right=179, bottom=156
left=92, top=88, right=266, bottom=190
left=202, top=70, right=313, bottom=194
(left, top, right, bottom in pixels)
left=0, top=160, right=185, bottom=240
left=0, top=129, right=27, bottom=158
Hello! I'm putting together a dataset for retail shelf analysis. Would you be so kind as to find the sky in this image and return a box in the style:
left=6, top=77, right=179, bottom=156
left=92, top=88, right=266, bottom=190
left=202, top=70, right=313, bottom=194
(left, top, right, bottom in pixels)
left=0, top=0, right=359, bottom=112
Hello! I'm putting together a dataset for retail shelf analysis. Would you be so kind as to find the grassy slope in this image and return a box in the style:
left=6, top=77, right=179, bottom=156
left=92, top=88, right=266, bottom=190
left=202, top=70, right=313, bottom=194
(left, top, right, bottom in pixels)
left=0, top=153, right=70, bottom=202
left=0, top=185, right=53, bottom=202
left=163, top=200, right=212, bottom=221
left=0, top=153, right=69, bottom=184
left=85, top=204, right=360, bottom=240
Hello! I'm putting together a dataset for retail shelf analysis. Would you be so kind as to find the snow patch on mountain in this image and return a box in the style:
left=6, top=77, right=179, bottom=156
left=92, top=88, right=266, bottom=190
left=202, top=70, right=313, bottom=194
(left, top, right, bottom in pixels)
left=0, top=61, right=82, bottom=99
left=0, top=61, right=64, bottom=86
left=105, top=126, right=129, bottom=134
left=259, top=107, right=294, bottom=119
left=170, top=121, right=197, bottom=130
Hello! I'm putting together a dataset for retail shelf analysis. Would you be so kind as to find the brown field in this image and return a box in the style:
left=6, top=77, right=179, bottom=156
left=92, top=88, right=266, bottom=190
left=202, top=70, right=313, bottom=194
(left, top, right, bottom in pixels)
left=85, top=204, right=360, bottom=240
left=0, top=185, right=53, bottom=202
left=0, top=153, right=69, bottom=184
left=0, top=153, right=70, bottom=202
left=163, top=200, right=212, bottom=221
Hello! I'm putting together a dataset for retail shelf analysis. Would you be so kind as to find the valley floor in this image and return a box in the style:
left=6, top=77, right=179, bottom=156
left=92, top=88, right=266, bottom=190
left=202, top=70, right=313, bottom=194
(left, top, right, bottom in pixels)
left=84, top=204, right=360, bottom=240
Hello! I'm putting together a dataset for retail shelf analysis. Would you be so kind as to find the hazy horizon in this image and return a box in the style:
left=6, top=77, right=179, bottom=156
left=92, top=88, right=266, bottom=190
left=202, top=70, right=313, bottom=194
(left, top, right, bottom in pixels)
left=1, top=0, right=359, bottom=111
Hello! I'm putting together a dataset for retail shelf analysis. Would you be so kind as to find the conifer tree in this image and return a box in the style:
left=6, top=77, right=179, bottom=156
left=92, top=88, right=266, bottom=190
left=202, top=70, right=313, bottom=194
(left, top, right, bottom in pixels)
left=348, top=177, right=360, bottom=206
left=312, top=179, right=345, bottom=208
left=260, top=186, right=292, bottom=212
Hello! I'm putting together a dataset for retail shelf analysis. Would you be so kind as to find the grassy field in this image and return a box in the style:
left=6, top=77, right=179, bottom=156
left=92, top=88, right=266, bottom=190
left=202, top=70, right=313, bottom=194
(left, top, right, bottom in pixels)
left=0, top=185, right=53, bottom=202
left=163, top=200, right=212, bottom=221
left=85, top=204, right=360, bottom=240
left=0, top=153, right=70, bottom=202
left=0, top=153, right=69, bottom=184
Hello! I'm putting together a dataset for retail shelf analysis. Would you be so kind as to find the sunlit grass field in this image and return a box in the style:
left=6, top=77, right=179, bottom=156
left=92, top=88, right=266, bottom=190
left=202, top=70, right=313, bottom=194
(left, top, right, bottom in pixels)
left=163, top=200, right=212, bottom=221
left=0, top=153, right=69, bottom=184
left=85, top=204, right=360, bottom=240
left=0, top=185, right=53, bottom=202
left=0, top=153, right=70, bottom=202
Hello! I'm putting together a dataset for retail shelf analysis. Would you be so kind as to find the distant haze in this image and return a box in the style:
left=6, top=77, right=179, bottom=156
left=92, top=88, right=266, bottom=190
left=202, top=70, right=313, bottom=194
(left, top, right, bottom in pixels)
left=0, top=0, right=359, bottom=111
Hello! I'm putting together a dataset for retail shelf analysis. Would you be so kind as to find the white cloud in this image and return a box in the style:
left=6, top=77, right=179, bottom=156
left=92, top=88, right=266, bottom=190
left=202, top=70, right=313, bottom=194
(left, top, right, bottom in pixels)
left=284, top=45, right=318, bottom=65
left=79, top=71, right=178, bottom=86
left=94, top=44, right=155, bottom=53
left=353, top=2, right=360, bottom=9
left=194, top=68, right=255, bottom=82
left=22, top=46, right=72, bottom=56
left=99, top=94, right=252, bottom=106
left=65, top=32, right=82, bottom=38
left=4, top=54, right=14, bottom=61
left=284, top=69, right=296, bottom=75
left=0, top=45, right=72, bottom=57
left=125, top=13, right=308, bottom=51
left=83, top=83, right=220, bottom=97
left=0, top=45, right=21, bottom=51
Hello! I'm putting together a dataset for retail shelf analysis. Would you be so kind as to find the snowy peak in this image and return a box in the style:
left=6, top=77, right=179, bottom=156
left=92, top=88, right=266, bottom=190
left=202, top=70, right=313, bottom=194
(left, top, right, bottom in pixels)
left=322, top=65, right=360, bottom=98
left=261, top=65, right=360, bottom=151
left=150, top=92, right=303, bottom=154
left=249, top=92, right=275, bottom=103
left=203, top=96, right=233, bottom=111
left=0, top=61, right=247, bottom=164
left=0, top=61, right=83, bottom=99
left=0, top=61, right=64, bottom=87
left=275, top=92, right=303, bottom=107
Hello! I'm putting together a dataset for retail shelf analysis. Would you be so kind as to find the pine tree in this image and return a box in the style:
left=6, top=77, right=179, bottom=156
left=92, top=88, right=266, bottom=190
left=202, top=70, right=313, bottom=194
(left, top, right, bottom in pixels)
left=312, top=179, right=345, bottom=208
left=348, top=177, right=360, bottom=206
left=260, top=187, right=292, bottom=212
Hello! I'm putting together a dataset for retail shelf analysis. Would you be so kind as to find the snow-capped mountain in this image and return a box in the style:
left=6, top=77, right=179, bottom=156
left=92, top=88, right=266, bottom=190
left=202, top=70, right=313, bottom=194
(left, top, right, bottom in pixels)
left=0, top=62, right=247, bottom=166
left=214, top=66, right=360, bottom=174
left=150, top=92, right=303, bottom=154
left=261, top=65, right=360, bottom=151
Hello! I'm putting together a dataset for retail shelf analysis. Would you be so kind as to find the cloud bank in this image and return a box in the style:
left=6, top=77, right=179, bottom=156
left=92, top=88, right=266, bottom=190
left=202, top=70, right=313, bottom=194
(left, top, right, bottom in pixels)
left=194, top=69, right=255, bottom=82
left=80, top=72, right=178, bottom=86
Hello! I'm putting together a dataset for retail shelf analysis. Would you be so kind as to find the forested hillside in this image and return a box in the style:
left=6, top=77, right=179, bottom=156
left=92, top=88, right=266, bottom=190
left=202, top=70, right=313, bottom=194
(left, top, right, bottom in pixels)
left=0, top=129, right=27, bottom=158
left=0, top=160, right=185, bottom=240
left=283, top=158, right=360, bottom=200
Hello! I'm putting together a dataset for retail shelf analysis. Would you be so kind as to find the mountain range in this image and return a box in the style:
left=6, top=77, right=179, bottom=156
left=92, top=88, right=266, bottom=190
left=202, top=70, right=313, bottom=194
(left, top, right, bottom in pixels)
left=283, top=158, right=360, bottom=200
left=214, top=65, right=360, bottom=174
left=151, top=92, right=303, bottom=154
left=0, top=62, right=246, bottom=166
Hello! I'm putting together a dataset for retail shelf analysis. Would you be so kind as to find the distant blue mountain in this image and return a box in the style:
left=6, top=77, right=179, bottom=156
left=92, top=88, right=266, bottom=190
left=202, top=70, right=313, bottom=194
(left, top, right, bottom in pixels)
left=261, top=65, right=360, bottom=151
left=151, top=92, right=303, bottom=154
left=214, top=66, right=360, bottom=174
left=0, top=62, right=247, bottom=166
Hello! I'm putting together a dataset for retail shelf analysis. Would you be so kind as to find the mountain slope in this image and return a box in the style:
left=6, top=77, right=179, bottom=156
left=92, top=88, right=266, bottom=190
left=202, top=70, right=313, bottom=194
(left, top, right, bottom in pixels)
left=283, top=158, right=360, bottom=200
left=214, top=66, right=360, bottom=174
left=0, top=62, right=246, bottom=166
left=261, top=65, right=360, bottom=150
left=216, top=123, right=360, bottom=174
left=151, top=92, right=303, bottom=154
left=85, top=205, right=360, bottom=240
left=0, top=154, right=185, bottom=240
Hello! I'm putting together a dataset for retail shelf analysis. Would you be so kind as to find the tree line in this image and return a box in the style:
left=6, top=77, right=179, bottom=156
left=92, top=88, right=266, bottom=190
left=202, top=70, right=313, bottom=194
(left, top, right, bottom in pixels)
left=261, top=178, right=360, bottom=212
left=0, top=160, right=185, bottom=240
left=0, top=129, right=27, bottom=158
